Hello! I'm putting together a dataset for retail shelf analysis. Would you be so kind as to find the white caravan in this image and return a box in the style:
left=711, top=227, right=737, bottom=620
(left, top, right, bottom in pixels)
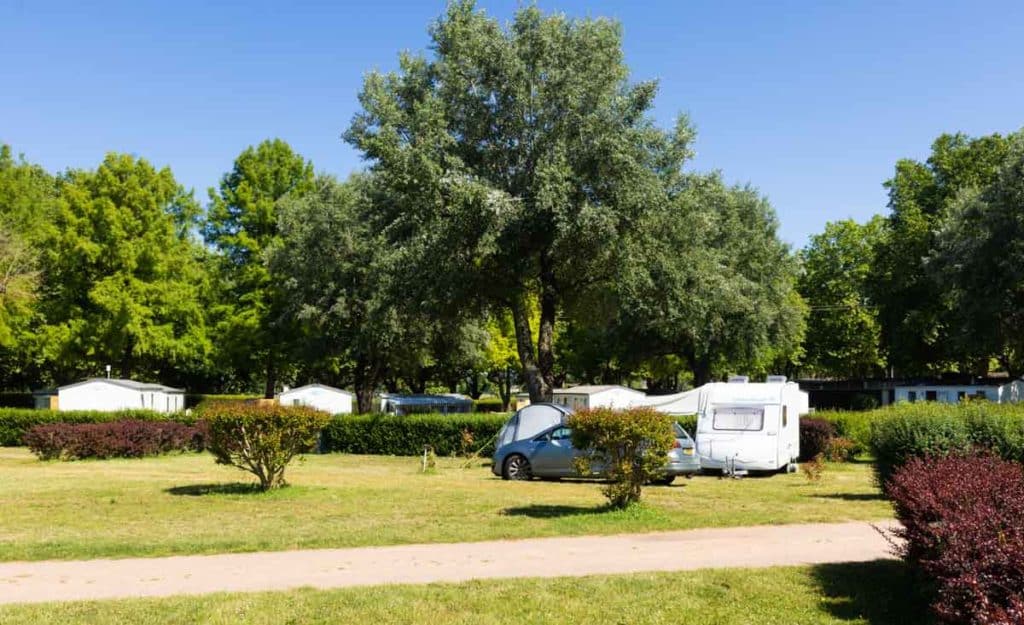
left=646, top=377, right=808, bottom=472
left=695, top=377, right=807, bottom=472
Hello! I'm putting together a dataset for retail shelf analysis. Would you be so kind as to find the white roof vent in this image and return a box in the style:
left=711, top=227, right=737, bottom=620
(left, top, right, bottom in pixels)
left=728, top=375, right=749, bottom=384
left=766, top=375, right=788, bottom=383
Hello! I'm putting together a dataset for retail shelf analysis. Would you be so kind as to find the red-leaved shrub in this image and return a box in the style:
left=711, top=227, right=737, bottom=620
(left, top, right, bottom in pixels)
left=23, top=420, right=206, bottom=460
left=887, top=455, right=1024, bottom=624
left=799, top=417, right=836, bottom=462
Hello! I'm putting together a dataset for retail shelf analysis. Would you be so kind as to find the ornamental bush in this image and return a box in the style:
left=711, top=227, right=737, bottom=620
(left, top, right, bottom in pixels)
left=799, top=417, right=836, bottom=462
left=320, top=412, right=509, bottom=456
left=23, top=420, right=205, bottom=460
left=197, top=402, right=329, bottom=491
left=569, top=406, right=676, bottom=509
left=888, top=455, right=1024, bottom=624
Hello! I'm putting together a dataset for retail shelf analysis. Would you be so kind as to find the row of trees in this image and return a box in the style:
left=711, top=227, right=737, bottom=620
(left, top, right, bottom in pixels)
left=0, top=4, right=801, bottom=410
left=800, top=129, right=1024, bottom=379
left=2, top=3, right=1018, bottom=408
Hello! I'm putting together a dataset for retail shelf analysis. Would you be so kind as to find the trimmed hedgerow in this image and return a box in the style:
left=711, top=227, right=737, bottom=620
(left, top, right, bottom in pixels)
left=185, top=394, right=261, bottom=409
left=23, top=420, right=206, bottom=460
left=321, top=412, right=509, bottom=457
left=472, top=398, right=507, bottom=413
left=799, top=417, right=836, bottom=462
left=888, top=454, right=1024, bottom=624
left=198, top=402, right=330, bottom=491
left=0, top=408, right=180, bottom=446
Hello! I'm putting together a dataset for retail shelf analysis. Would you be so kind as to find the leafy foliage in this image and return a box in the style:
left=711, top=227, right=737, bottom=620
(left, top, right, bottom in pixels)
left=931, top=133, right=1024, bottom=378
left=35, top=153, right=209, bottom=383
left=204, top=139, right=315, bottom=397
left=569, top=406, right=675, bottom=508
left=320, top=412, right=508, bottom=456
left=888, top=455, right=1024, bottom=624
left=23, top=420, right=205, bottom=460
left=798, top=218, right=885, bottom=377
left=198, top=401, right=329, bottom=490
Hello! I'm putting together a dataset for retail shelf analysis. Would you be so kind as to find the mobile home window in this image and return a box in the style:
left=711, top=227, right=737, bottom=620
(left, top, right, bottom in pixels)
left=907, top=391, right=917, bottom=403
left=712, top=406, right=764, bottom=431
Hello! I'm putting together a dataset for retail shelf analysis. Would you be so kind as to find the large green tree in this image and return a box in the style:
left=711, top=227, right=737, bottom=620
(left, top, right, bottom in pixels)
left=871, top=132, right=1011, bottom=375
left=36, top=153, right=209, bottom=382
left=345, top=1, right=693, bottom=401
left=615, top=174, right=805, bottom=385
left=0, top=146, right=55, bottom=386
left=204, top=139, right=314, bottom=397
left=270, top=175, right=409, bottom=412
left=932, top=131, right=1024, bottom=377
left=798, top=217, right=885, bottom=378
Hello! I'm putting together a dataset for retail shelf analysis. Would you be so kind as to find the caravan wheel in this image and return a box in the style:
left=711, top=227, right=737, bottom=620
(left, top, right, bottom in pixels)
left=502, top=454, right=532, bottom=481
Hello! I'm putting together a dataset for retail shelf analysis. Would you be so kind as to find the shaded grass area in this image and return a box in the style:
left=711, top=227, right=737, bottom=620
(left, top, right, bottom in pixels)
left=0, top=562, right=930, bottom=625
left=0, top=448, right=891, bottom=562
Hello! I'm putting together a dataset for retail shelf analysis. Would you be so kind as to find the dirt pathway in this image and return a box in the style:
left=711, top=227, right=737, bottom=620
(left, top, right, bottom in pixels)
left=0, top=520, right=897, bottom=605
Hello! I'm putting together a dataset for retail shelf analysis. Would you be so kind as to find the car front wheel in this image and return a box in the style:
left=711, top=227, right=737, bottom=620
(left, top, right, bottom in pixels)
left=502, top=454, right=532, bottom=481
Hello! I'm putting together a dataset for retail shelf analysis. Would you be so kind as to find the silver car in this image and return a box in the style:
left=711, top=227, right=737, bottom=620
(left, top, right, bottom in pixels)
left=492, top=422, right=700, bottom=484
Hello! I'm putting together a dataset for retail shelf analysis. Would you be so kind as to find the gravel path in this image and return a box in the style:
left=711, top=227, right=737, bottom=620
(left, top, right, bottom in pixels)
left=0, top=520, right=897, bottom=605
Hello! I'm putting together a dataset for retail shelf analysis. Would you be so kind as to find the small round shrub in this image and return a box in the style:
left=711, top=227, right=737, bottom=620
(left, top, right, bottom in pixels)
left=569, top=406, right=676, bottom=509
left=197, top=402, right=329, bottom=491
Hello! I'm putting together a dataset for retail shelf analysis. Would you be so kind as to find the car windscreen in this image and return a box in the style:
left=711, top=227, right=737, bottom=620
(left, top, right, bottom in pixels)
left=712, top=406, right=764, bottom=431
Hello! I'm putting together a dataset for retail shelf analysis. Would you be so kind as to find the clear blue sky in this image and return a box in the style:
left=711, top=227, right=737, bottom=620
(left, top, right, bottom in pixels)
left=3, top=0, right=1023, bottom=246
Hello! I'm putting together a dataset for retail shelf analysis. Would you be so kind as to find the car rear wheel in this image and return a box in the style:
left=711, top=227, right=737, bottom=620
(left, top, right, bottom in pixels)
left=502, top=454, right=532, bottom=481
left=653, top=475, right=676, bottom=486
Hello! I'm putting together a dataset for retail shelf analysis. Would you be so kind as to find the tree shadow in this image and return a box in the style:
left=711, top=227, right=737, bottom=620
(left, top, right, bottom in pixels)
left=815, top=492, right=888, bottom=502
left=811, top=560, right=933, bottom=624
left=165, top=483, right=263, bottom=496
left=501, top=504, right=609, bottom=518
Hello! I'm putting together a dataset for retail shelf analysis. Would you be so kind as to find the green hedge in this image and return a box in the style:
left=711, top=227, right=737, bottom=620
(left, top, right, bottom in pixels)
left=867, top=401, right=1024, bottom=487
left=185, top=394, right=261, bottom=409
left=0, top=409, right=185, bottom=446
left=321, top=412, right=510, bottom=457
left=472, top=398, right=507, bottom=413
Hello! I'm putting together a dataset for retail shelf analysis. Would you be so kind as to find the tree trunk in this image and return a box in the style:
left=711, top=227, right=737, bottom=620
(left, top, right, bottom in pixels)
left=535, top=258, right=557, bottom=401
left=353, top=355, right=383, bottom=413
left=692, top=353, right=713, bottom=387
left=511, top=294, right=545, bottom=403
left=263, top=352, right=276, bottom=399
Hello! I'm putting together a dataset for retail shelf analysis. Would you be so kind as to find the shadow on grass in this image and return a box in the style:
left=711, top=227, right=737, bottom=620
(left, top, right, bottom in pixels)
left=811, top=560, right=933, bottom=624
left=165, top=483, right=263, bottom=496
left=815, top=492, right=887, bottom=502
left=501, top=504, right=609, bottom=518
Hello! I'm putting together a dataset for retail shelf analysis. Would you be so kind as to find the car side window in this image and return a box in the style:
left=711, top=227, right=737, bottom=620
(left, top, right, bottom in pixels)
left=550, top=427, right=572, bottom=441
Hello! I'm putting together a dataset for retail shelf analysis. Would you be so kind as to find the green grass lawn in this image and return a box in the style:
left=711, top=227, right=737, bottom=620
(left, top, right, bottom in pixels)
left=0, top=561, right=929, bottom=625
left=0, top=448, right=891, bottom=562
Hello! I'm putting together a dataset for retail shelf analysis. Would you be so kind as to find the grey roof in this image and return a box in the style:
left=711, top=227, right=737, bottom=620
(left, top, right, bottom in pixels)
left=56, top=378, right=185, bottom=393
left=280, top=384, right=354, bottom=397
left=553, top=385, right=645, bottom=396
left=381, top=394, right=473, bottom=406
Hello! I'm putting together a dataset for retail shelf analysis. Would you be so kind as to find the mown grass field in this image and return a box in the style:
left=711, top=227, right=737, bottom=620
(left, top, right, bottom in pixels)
left=0, top=561, right=928, bottom=625
left=0, top=448, right=891, bottom=561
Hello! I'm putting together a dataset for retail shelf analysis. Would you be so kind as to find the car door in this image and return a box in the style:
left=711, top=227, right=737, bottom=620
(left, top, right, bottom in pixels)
left=529, top=427, right=577, bottom=477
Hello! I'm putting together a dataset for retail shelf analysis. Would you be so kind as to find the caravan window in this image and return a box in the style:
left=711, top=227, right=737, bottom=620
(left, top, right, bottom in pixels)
left=712, top=406, right=764, bottom=431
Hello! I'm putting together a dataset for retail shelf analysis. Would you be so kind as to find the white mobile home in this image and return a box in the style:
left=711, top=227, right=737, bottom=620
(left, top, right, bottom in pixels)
left=279, top=384, right=354, bottom=414
left=895, top=379, right=1024, bottom=404
left=34, top=378, right=185, bottom=413
left=552, top=385, right=648, bottom=410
